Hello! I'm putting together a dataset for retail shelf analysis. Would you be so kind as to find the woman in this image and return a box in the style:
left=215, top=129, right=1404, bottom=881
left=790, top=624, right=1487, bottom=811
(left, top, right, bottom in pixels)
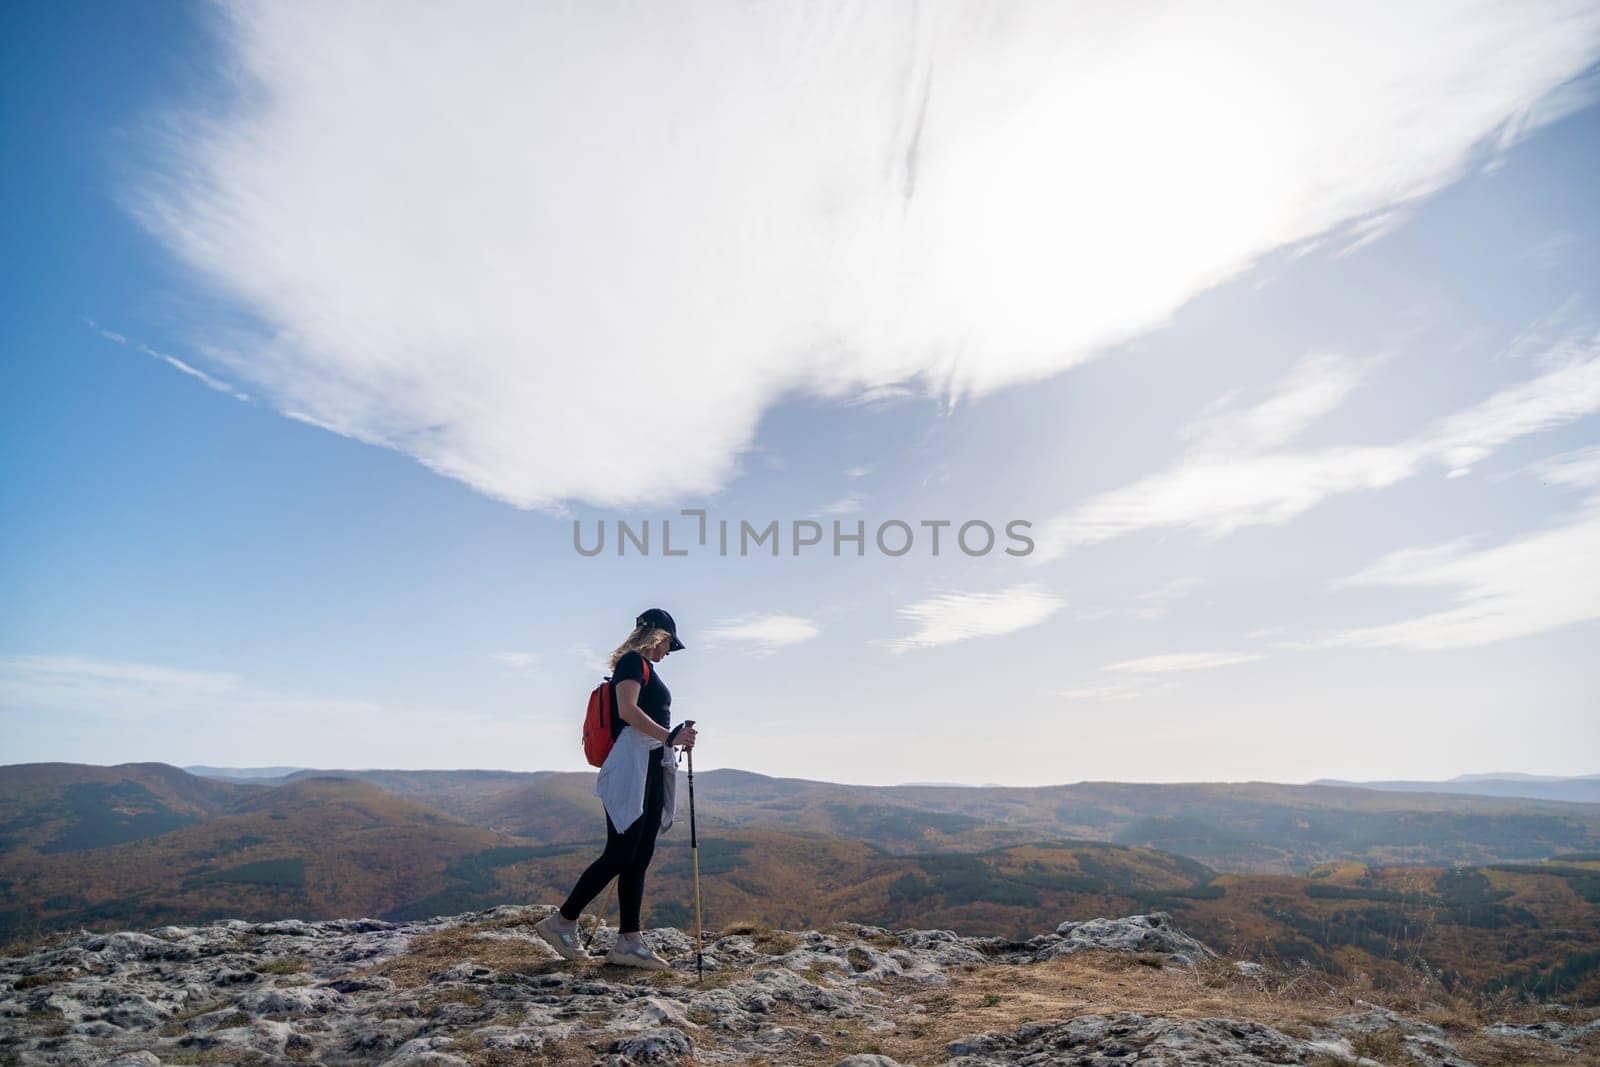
left=535, top=608, right=698, bottom=969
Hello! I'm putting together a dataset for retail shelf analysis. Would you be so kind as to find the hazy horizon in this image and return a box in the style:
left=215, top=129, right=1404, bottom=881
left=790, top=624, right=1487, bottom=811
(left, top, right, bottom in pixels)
left=38, top=760, right=1600, bottom=792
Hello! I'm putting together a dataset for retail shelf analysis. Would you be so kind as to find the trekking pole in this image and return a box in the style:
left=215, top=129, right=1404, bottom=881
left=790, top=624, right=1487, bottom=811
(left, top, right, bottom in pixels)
left=582, top=880, right=616, bottom=954
left=687, top=743, right=703, bottom=982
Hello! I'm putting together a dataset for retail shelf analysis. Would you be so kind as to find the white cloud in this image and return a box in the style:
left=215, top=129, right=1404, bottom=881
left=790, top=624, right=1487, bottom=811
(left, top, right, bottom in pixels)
left=1102, top=651, right=1264, bottom=674
left=1327, top=539, right=1480, bottom=592
left=700, top=613, right=821, bottom=657
left=1073, top=576, right=1202, bottom=622
left=0, top=653, right=476, bottom=731
left=1305, top=495, right=1600, bottom=651
left=1131, top=576, right=1203, bottom=621
left=1048, top=678, right=1162, bottom=703
left=0, top=653, right=575, bottom=769
left=1500, top=295, right=1590, bottom=365
left=133, top=1, right=1600, bottom=511
left=0, top=654, right=242, bottom=699
left=1432, top=347, right=1600, bottom=469
left=568, top=643, right=610, bottom=676
left=1180, top=353, right=1377, bottom=455
left=90, top=322, right=254, bottom=402
left=1034, top=337, right=1600, bottom=560
left=142, top=347, right=256, bottom=402
left=843, top=466, right=873, bottom=480
left=1522, top=231, right=1582, bottom=270
left=1491, top=63, right=1600, bottom=153
left=1246, top=626, right=1290, bottom=640
left=1527, top=446, right=1600, bottom=489
left=815, top=494, right=865, bottom=516
left=1049, top=646, right=1258, bottom=700
left=492, top=651, right=539, bottom=674
left=1037, top=444, right=1425, bottom=555
left=881, top=581, right=1064, bottom=653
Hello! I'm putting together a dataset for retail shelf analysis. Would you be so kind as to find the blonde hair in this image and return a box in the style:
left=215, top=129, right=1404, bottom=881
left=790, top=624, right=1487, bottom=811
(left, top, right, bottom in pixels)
left=609, top=625, right=670, bottom=671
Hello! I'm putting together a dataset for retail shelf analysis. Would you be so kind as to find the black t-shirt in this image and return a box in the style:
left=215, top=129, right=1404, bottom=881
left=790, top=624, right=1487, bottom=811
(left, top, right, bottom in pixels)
left=611, top=650, right=671, bottom=741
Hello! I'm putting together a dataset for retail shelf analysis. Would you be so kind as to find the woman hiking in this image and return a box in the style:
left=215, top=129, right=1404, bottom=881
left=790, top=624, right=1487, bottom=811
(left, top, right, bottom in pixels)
left=535, top=608, right=698, bottom=969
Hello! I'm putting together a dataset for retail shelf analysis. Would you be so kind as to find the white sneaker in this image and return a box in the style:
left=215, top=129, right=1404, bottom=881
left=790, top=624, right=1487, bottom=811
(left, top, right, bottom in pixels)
left=533, top=914, right=590, bottom=961
left=605, top=936, right=672, bottom=970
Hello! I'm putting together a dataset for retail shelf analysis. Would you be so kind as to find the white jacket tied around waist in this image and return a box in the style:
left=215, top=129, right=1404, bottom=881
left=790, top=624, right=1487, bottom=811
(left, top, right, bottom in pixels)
left=595, top=725, right=679, bottom=834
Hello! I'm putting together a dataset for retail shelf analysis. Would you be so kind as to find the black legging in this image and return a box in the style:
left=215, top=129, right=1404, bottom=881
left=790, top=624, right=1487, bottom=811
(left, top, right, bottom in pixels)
left=559, top=757, right=664, bottom=933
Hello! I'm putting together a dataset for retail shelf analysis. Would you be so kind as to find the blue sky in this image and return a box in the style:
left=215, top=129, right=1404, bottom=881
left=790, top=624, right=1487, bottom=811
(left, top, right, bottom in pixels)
left=3, top=2, right=1598, bottom=786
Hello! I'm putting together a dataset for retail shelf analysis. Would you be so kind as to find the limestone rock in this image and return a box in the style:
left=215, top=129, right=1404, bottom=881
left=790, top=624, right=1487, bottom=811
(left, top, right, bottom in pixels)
left=1041, top=912, right=1217, bottom=965
left=0, top=903, right=1570, bottom=1066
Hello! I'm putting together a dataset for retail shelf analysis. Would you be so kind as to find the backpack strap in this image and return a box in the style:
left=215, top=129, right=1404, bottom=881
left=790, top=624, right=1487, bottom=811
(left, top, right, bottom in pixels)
left=609, top=654, right=651, bottom=688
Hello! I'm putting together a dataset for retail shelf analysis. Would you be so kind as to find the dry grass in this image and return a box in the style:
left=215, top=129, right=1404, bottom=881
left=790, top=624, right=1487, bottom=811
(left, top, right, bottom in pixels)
left=0, top=925, right=82, bottom=960
left=600, top=948, right=1598, bottom=1067
left=819, top=921, right=902, bottom=950
left=717, top=921, right=802, bottom=955
left=359, top=914, right=747, bottom=996
left=419, top=987, right=485, bottom=1014
left=253, top=957, right=306, bottom=975
left=363, top=920, right=571, bottom=990
left=466, top=1029, right=660, bottom=1066
left=156, top=998, right=237, bottom=1037
left=354, top=917, right=1600, bottom=1067
left=162, top=1050, right=272, bottom=1066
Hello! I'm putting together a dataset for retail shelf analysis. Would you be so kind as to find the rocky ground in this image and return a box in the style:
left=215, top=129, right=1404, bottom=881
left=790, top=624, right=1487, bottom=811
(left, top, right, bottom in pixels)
left=2, top=907, right=1596, bottom=1065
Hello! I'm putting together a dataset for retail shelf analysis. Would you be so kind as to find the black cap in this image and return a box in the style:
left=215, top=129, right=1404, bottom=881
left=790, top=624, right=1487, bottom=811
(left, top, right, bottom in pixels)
left=636, top=608, right=685, bottom=651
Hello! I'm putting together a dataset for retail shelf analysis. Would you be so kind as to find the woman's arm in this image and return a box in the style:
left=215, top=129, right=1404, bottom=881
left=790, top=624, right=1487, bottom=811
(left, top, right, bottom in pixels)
left=614, top=679, right=673, bottom=744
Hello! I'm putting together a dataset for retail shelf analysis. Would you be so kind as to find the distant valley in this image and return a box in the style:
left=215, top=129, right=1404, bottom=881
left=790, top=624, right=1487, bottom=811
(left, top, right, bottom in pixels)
left=173, top=762, right=1600, bottom=873
left=3, top=761, right=1598, bottom=1002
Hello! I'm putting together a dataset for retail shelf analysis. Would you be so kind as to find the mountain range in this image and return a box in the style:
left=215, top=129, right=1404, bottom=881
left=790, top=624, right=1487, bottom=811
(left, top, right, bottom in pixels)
left=3, top=761, right=1598, bottom=1003
left=1313, top=773, right=1600, bottom=805
left=172, top=762, right=1600, bottom=873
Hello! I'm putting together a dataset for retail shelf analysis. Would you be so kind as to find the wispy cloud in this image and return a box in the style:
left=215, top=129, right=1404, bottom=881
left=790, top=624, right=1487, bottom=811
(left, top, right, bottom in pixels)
left=0, top=653, right=557, bottom=767
left=1521, top=231, right=1581, bottom=270
left=1051, top=646, right=1260, bottom=702
left=1076, top=576, right=1204, bottom=622
left=1527, top=445, right=1600, bottom=489
left=1179, top=352, right=1377, bottom=455
left=1, top=653, right=241, bottom=698
left=1130, top=577, right=1204, bottom=621
left=492, top=651, right=539, bottom=674
left=131, top=3, right=1600, bottom=511
left=881, top=582, right=1064, bottom=653
left=145, top=346, right=254, bottom=403
left=701, top=613, right=821, bottom=657
left=814, top=494, right=865, bottom=516
left=1301, top=486, right=1600, bottom=652
left=1048, top=677, right=1165, bottom=703
left=1430, top=349, right=1600, bottom=471
left=0, top=653, right=476, bottom=730
left=1034, top=336, right=1600, bottom=560
left=1102, top=651, right=1264, bottom=674
left=89, top=321, right=253, bottom=403
left=568, top=644, right=610, bottom=676
left=1036, top=446, right=1424, bottom=556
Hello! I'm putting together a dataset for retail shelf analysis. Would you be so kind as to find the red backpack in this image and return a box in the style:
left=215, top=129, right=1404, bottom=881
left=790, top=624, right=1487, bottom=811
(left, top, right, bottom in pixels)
left=583, top=659, right=652, bottom=767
